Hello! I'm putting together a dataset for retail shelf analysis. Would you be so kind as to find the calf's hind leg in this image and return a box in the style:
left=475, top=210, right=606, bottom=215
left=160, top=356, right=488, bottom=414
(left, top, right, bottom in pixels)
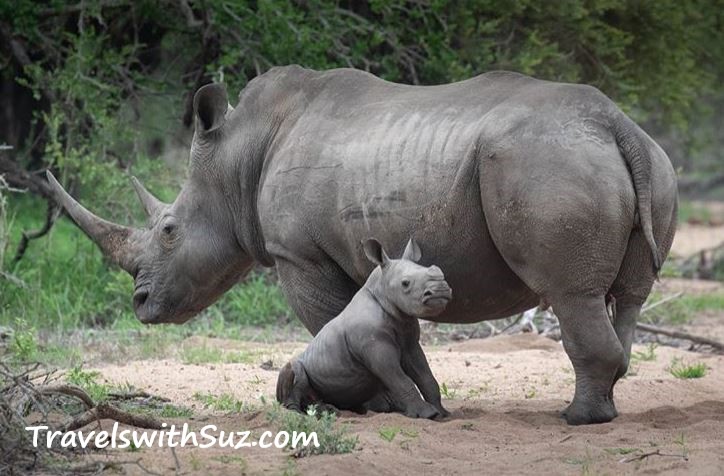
left=276, top=360, right=312, bottom=412
left=554, top=295, right=625, bottom=425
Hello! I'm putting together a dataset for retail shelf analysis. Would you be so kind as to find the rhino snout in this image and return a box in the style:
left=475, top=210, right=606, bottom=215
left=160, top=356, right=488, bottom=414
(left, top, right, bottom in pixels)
left=133, top=288, right=163, bottom=324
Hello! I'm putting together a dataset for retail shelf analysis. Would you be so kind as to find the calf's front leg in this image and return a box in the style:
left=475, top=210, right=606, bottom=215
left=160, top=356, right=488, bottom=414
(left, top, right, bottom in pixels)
left=402, top=342, right=449, bottom=417
left=361, top=338, right=439, bottom=419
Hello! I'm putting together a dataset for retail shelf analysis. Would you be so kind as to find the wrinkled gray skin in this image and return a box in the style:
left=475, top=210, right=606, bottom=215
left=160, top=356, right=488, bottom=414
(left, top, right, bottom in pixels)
left=276, top=238, right=452, bottom=419
left=47, top=65, right=678, bottom=425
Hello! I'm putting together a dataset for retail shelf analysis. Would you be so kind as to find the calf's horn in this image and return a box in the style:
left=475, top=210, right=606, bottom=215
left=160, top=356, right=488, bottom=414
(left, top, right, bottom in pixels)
left=46, top=171, right=137, bottom=273
left=130, top=176, right=166, bottom=219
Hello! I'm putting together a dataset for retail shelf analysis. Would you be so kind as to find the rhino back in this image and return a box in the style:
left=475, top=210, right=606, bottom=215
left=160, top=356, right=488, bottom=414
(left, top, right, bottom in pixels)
left=254, top=68, right=547, bottom=322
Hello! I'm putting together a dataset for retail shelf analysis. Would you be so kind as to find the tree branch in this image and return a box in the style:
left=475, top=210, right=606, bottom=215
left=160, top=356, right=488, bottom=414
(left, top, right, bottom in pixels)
left=636, top=322, right=724, bottom=352
left=13, top=200, right=60, bottom=263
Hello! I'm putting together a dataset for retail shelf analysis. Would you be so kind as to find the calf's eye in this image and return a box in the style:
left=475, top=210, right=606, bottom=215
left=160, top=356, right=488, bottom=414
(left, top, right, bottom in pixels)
left=401, top=279, right=410, bottom=288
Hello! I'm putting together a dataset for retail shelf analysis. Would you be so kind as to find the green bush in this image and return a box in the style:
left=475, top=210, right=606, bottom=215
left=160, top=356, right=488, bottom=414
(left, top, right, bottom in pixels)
left=265, top=403, right=358, bottom=457
left=211, top=272, right=293, bottom=327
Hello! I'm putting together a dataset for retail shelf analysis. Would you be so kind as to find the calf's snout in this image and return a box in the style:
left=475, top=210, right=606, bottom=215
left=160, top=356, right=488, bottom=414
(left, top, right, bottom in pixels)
left=422, top=280, right=452, bottom=301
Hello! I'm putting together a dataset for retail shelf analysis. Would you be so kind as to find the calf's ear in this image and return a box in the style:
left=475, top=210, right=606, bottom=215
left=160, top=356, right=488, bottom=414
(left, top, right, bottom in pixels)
left=401, top=238, right=421, bottom=262
left=193, top=83, right=229, bottom=133
left=362, top=238, right=390, bottom=268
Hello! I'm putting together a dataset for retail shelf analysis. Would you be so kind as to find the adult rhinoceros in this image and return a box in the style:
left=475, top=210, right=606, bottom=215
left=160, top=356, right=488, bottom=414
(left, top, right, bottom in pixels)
left=47, top=65, right=677, bottom=425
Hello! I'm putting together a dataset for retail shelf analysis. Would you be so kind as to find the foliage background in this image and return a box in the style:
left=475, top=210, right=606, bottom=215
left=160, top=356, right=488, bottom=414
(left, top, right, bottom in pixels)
left=0, top=0, right=722, bottom=333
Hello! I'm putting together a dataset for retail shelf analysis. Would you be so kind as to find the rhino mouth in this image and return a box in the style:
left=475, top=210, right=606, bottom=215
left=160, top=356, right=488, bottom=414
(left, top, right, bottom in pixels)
left=422, top=287, right=452, bottom=309
left=423, top=296, right=451, bottom=308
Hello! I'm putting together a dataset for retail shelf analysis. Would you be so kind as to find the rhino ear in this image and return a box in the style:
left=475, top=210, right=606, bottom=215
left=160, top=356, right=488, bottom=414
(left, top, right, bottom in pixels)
left=362, top=238, right=390, bottom=268
left=401, top=238, right=421, bottom=262
left=193, top=83, right=228, bottom=133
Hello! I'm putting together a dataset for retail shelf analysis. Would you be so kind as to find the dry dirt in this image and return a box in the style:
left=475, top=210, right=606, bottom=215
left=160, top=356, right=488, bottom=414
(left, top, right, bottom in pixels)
left=70, top=222, right=724, bottom=475
left=86, top=302, right=724, bottom=474
left=671, top=223, right=724, bottom=257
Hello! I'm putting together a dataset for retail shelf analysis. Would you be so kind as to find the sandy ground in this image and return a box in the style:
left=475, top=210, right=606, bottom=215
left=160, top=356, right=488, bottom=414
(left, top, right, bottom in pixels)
left=63, top=219, right=724, bottom=475
left=86, top=313, right=724, bottom=475
left=671, top=223, right=724, bottom=257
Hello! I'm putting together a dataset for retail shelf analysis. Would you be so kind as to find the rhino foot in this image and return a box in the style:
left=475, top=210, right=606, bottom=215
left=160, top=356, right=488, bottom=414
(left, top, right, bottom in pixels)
left=435, top=405, right=451, bottom=419
left=562, top=396, right=618, bottom=425
left=314, top=402, right=341, bottom=416
left=404, top=401, right=440, bottom=420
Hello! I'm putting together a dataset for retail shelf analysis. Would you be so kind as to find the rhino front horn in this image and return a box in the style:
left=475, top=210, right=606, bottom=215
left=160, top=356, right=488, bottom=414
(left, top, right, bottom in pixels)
left=131, top=176, right=166, bottom=219
left=46, top=171, right=137, bottom=273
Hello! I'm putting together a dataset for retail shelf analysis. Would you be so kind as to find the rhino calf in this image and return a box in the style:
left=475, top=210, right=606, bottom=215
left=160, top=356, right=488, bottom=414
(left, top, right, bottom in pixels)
left=276, top=238, right=452, bottom=419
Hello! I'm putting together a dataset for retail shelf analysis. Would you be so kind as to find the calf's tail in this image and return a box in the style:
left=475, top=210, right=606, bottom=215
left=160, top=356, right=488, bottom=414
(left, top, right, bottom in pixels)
left=276, top=362, right=295, bottom=404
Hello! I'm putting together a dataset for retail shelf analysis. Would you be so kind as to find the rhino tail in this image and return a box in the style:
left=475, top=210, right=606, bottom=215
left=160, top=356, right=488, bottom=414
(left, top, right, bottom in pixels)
left=612, top=113, right=661, bottom=273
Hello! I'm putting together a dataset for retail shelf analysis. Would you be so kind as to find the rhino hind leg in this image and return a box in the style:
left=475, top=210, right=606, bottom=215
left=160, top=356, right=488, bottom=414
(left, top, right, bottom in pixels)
left=363, top=390, right=397, bottom=413
left=608, top=202, right=677, bottom=395
left=554, top=295, right=624, bottom=425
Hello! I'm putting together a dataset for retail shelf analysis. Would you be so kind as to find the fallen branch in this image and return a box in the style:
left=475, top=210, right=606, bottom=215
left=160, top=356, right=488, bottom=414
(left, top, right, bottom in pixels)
left=61, top=401, right=164, bottom=432
left=34, top=383, right=164, bottom=432
left=636, top=322, right=724, bottom=352
left=38, top=384, right=95, bottom=409
left=107, top=390, right=171, bottom=402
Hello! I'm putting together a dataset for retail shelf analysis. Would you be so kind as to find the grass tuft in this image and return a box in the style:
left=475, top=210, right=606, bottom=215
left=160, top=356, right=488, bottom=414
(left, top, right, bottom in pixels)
left=265, top=403, right=358, bottom=457
left=192, top=392, right=251, bottom=413
left=180, top=345, right=256, bottom=365
left=669, top=358, right=708, bottom=379
left=439, top=382, right=457, bottom=399
left=631, top=343, right=658, bottom=363
left=65, top=366, right=112, bottom=402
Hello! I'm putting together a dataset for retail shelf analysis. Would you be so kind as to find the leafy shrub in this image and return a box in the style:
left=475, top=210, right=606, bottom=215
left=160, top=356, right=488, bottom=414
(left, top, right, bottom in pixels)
left=265, top=403, right=358, bottom=457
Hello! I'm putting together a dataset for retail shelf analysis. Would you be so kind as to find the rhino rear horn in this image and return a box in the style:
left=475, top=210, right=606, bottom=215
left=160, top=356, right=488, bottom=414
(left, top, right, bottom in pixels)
left=131, top=176, right=166, bottom=219
left=46, top=171, right=137, bottom=273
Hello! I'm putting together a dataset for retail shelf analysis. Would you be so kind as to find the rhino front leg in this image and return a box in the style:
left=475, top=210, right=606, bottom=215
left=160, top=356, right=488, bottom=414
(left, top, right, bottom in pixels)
left=402, top=342, right=449, bottom=417
left=555, top=295, right=625, bottom=425
left=276, top=258, right=359, bottom=335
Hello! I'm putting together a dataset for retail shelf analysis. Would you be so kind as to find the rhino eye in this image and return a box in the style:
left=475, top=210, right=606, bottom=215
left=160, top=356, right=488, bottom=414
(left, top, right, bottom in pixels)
left=401, top=279, right=410, bottom=288
left=162, top=223, right=175, bottom=235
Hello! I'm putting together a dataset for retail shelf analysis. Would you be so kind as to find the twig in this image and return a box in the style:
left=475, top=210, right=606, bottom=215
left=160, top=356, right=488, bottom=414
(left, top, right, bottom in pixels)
left=620, top=448, right=688, bottom=463
left=0, top=270, right=26, bottom=287
left=641, top=292, right=684, bottom=314
left=171, top=447, right=181, bottom=475
left=107, top=390, right=171, bottom=402
left=13, top=201, right=60, bottom=263
left=70, top=459, right=163, bottom=476
left=636, top=322, right=724, bottom=352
